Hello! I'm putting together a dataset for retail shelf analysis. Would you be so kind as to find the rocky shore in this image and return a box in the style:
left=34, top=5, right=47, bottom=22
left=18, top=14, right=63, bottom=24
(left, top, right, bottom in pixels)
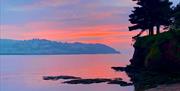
left=113, top=30, right=180, bottom=91
left=145, top=83, right=180, bottom=91
left=130, top=30, right=180, bottom=71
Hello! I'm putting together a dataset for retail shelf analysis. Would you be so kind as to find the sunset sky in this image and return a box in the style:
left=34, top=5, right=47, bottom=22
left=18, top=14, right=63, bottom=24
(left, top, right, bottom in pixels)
left=0, top=0, right=178, bottom=52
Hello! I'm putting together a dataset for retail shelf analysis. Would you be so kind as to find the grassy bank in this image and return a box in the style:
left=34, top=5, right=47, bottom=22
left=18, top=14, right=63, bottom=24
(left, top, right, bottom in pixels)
left=130, top=29, right=180, bottom=71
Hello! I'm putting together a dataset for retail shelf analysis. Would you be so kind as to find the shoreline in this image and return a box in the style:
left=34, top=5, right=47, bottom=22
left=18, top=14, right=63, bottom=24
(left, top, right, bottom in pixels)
left=146, top=83, right=180, bottom=91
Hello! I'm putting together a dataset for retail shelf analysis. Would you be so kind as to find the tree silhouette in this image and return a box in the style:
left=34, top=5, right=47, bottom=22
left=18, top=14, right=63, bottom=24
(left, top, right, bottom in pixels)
left=172, top=3, right=180, bottom=29
left=129, top=0, right=172, bottom=38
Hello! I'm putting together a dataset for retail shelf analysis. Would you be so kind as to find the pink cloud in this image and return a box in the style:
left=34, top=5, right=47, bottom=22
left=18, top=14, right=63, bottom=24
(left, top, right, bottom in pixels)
left=10, top=0, right=80, bottom=11
left=1, top=21, right=139, bottom=42
left=1, top=20, right=144, bottom=51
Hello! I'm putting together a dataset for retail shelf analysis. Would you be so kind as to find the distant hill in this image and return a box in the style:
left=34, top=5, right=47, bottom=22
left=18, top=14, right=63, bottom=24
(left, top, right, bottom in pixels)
left=0, top=39, right=119, bottom=55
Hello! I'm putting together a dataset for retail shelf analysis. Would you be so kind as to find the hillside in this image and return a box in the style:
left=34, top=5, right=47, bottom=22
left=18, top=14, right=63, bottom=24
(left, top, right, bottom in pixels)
left=130, top=29, right=180, bottom=71
left=112, top=29, right=180, bottom=91
left=0, top=39, right=119, bottom=55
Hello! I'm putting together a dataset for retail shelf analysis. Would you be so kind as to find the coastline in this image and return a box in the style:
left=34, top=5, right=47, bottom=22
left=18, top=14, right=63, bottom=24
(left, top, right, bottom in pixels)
left=145, top=83, right=180, bottom=91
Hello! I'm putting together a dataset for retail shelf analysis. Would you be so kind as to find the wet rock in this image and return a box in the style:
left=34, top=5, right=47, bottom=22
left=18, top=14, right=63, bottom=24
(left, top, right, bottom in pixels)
left=108, top=78, right=133, bottom=86
left=43, top=76, right=81, bottom=80
left=111, top=67, right=126, bottom=72
left=62, top=77, right=132, bottom=86
left=63, top=78, right=112, bottom=84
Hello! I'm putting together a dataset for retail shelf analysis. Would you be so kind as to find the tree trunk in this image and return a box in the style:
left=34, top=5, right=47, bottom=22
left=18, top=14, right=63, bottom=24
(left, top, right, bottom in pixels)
left=149, top=28, right=152, bottom=35
left=149, top=27, right=154, bottom=35
left=156, top=25, right=160, bottom=34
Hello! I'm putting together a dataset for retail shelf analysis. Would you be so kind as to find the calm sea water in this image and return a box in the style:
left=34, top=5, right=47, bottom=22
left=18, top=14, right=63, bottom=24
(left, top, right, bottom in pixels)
left=0, top=54, right=134, bottom=91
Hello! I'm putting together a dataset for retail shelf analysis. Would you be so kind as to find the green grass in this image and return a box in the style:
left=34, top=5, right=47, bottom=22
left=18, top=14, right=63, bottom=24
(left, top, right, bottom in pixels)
left=135, top=29, right=180, bottom=48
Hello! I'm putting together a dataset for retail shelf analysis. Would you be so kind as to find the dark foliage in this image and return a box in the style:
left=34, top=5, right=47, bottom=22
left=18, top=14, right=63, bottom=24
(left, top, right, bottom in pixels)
left=172, top=3, right=180, bottom=29
left=129, top=0, right=172, bottom=38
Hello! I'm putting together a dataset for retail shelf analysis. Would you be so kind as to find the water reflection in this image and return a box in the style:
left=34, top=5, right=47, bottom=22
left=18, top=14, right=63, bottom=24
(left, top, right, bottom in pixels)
left=2, top=55, right=179, bottom=91
left=0, top=54, right=133, bottom=91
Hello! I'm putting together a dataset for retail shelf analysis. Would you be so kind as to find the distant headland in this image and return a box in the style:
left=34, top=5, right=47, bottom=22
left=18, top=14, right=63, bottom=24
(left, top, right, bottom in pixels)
left=0, top=39, right=119, bottom=55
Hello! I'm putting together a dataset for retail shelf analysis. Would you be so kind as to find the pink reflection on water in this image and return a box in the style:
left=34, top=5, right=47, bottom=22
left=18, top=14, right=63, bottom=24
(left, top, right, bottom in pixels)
left=35, top=54, right=130, bottom=79
left=0, top=54, right=132, bottom=91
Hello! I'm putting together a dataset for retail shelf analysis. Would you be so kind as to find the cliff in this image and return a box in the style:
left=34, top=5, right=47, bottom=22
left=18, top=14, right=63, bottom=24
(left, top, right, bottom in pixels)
left=129, top=29, right=180, bottom=71
left=111, top=29, right=180, bottom=91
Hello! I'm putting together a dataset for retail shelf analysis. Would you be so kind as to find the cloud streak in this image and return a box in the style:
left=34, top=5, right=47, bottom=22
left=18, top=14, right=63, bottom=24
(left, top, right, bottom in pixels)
left=2, top=0, right=176, bottom=50
left=8, top=0, right=134, bottom=11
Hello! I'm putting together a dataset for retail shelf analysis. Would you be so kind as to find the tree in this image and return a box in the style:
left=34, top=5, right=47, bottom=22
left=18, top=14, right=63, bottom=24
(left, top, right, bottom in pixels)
left=129, top=0, right=172, bottom=38
left=172, top=3, right=180, bottom=29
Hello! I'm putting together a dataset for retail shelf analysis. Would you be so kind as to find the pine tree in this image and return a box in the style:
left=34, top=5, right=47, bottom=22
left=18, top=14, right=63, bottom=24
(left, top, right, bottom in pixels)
left=129, top=0, right=172, bottom=37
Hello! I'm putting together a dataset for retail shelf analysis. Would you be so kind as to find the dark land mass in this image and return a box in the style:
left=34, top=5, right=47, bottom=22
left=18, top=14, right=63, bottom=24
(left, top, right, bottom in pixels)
left=0, top=39, right=119, bottom=55
left=43, top=75, right=132, bottom=86
left=43, top=76, right=82, bottom=80
left=63, top=78, right=133, bottom=86
left=63, top=78, right=112, bottom=84
left=112, top=66, right=180, bottom=91
left=112, top=30, right=180, bottom=91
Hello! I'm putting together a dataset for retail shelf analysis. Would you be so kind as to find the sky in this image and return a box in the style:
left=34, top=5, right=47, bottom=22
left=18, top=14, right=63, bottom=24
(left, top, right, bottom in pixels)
left=0, top=0, right=179, bottom=52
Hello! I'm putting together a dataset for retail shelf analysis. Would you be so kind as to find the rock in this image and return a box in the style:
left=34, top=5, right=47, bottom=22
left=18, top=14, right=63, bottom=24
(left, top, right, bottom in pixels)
left=43, top=76, right=81, bottom=80
left=108, top=78, right=133, bottom=86
left=63, top=78, right=112, bottom=84
left=43, top=75, right=133, bottom=86
left=111, top=67, right=126, bottom=71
